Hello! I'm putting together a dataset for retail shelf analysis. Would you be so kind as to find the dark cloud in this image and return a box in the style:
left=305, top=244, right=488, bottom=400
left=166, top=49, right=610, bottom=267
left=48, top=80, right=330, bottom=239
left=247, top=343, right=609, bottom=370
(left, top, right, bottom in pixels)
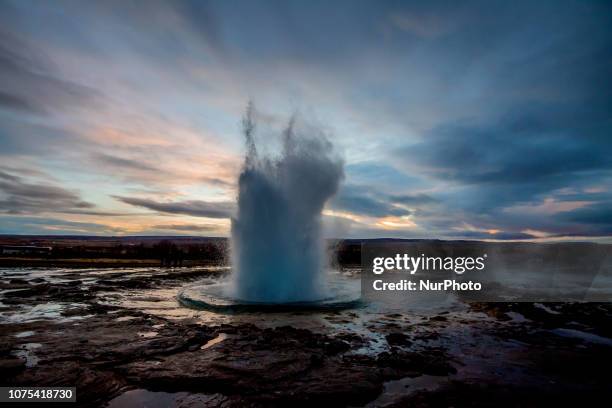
left=0, top=115, right=90, bottom=156
left=170, top=0, right=223, bottom=52
left=114, top=196, right=235, bottom=219
left=383, top=0, right=612, bottom=239
left=0, top=170, right=95, bottom=215
left=447, top=230, right=536, bottom=241
left=93, top=153, right=159, bottom=172
left=392, top=79, right=612, bottom=237
left=172, top=0, right=388, bottom=63
left=0, top=0, right=611, bottom=238
left=405, top=117, right=612, bottom=186
left=0, top=215, right=121, bottom=235
left=90, top=152, right=234, bottom=188
left=198, top=176, right=233, bottom=188
left=0, top=169, right=21, bottom=182
left=150, top=224, right=217, bottom=232
left=555, top=201, right=612, bottom=236
left=0, top=91, right=41, bottom=114
left=390, top=193, right=437, bottom=207
left=0, top=25, right=101, bottom=156
left=0, top=28, right=100, bottom=116
left=330, top=185, right=410, bottom=217
left=345, top=163, right=425, bottom=192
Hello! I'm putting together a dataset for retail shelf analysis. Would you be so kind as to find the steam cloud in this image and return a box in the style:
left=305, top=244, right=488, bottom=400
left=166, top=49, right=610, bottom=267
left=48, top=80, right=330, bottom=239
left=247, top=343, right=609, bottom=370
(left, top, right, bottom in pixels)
left=230, top=104, right=344, bottom=302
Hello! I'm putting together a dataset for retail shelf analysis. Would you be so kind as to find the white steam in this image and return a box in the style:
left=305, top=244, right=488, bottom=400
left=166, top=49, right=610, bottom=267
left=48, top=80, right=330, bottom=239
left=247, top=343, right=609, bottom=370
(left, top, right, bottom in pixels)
left=230, top=104, right=344, bottom=302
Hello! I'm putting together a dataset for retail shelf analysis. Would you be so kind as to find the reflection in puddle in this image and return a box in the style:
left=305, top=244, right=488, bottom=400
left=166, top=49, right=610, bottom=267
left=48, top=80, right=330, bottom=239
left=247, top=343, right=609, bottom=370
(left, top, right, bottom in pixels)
left=13, top=343, right=42, bottom=367
left=201, top=333, right=228, bottom=349
left=366, top=375, right=448, bottom=407
left=137, top=331, right=158, bottom=338
left=106, top=389, right=224, bottom=408
left=551, top=328, right=612, bottom=346
left=106, top=389, right=188, bottom=408
left=115, top=316, right=138, bottom=322
left=0, top=302, right=89, bottom=324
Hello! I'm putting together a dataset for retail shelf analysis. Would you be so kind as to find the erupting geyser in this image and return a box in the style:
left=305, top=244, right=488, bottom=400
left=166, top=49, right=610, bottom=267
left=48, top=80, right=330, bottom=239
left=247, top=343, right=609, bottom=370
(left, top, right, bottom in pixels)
left=230, top=104, right=344, bottom=303
left=178, top=104, right=360, bottom=311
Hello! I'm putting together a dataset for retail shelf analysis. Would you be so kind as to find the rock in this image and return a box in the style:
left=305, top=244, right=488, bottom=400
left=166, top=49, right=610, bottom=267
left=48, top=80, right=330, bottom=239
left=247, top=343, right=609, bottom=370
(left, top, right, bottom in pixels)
left=386, top=332, right=412, bottom=346
left=0, top=357, right=26, bottom=375
left=376, top=349, right=456, bottom=377
left=5, top=267, right=610, bottom=407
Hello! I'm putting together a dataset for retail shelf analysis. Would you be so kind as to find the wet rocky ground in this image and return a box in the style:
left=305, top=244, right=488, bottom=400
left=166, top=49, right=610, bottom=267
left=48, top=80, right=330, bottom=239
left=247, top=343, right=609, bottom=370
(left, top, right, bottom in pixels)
left=1, top=267, right=612, bottom=407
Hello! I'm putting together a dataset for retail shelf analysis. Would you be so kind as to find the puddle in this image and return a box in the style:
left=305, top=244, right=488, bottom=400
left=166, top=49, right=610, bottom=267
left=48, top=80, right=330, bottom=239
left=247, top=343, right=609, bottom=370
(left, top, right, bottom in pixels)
left=115, top=316, right=139, bottom=322
left=366, top=375, right=448, bottom=407
left=506, top=311, right=529, bottom=323
left=534, top=303, right=561, bottom=315
left=0, top=303, right=89, bottom=324
left=12, top=343, right=42, bottom=367
left=137, top=331, right=158, bottom=338
left=106, top=389, right=223, bottom=407
left=201, top=333, right=228, bottom=349
left=550, top=328, right=612, bottom=346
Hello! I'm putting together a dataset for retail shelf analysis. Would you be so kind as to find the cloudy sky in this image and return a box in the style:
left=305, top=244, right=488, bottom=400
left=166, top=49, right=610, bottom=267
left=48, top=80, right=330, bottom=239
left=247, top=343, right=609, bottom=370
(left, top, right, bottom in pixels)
left=1, top=0, right=611, bottom=240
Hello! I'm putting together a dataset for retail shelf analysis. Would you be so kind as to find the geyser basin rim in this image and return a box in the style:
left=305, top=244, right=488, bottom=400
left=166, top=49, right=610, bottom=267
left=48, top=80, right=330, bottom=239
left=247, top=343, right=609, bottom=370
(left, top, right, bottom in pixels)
left=178, top=276, right=362, bottom=313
